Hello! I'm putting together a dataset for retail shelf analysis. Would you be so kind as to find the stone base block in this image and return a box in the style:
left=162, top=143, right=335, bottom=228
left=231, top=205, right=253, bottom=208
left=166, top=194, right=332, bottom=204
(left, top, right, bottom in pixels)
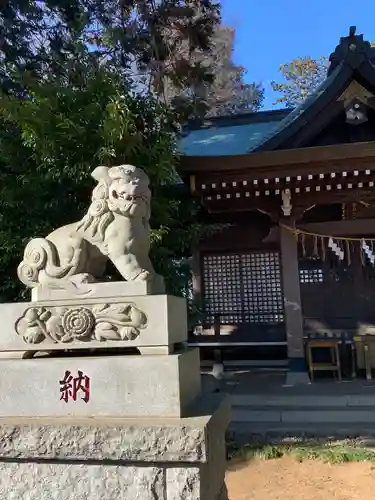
left=31, top=276, right=166, bottom=302
left=0, top=350, right=201, bottom=418
left=0, top=293, right=187, bottom=354
left=0, top=395, right=230, bottom=500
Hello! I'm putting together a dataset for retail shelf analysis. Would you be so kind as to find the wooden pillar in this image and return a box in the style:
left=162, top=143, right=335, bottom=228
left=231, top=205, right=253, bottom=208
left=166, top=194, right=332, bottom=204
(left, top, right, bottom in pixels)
left=191, top=246, right=202, bottom=304
left=280, top=220, right=310, bottom=384
left=189, top=176, right=202, bottom=306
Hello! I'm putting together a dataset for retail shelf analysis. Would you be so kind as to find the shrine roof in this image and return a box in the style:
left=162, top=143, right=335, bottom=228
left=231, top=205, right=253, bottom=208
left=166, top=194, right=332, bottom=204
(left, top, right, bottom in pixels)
left=178, top=65, right=341, bottom=157
left=179, top=109, right=290, bottom=157
left=251, top=64, right=343, bottom=151
left=179, top=27, right=375, bottom=161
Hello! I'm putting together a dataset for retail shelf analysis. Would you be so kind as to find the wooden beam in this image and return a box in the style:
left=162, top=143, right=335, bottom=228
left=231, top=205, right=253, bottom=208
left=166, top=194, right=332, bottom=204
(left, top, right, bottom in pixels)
left=203, top=196, right=280, bottom=215
left=198, top=171, right=375, bottom=196
left=179, top=140, right=375, bottom=175
left=200, top=187, right=375, bottom=216
left=300, top=218, right=375, bottom=236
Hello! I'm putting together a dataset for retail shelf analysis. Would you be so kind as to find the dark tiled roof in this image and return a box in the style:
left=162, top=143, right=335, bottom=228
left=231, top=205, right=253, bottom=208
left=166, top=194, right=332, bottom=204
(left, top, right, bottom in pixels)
left=251, top=64, right=343, bottom=151
left=179, top=109, right=290, bottom=157
left=179, top=27, right=375, bottom=158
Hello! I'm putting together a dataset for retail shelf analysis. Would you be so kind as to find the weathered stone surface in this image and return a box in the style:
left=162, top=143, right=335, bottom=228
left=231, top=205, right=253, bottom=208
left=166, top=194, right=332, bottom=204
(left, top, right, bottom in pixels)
left=0, top=350, right=201, bottom=418
left=0, top=421, right=205, bottom=461
left=0, top=463, right=165, bottom=500
left=0, top=396, right=230, bottom=499
left=198, top=404, right=228, bottom=499
left=166, top=467, right=229, bottom=500
left=0, top=395, right=229, bottom=462
left=0, top=294, right=187, bottom=353
left=166, top=468, right=201, bottom=500
left=0, top=463, right=228, bottom=500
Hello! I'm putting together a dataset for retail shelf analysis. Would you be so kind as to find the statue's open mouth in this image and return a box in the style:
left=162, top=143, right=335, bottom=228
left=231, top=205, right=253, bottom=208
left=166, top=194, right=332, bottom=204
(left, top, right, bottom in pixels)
left=117, top=192, right=146, bottom=202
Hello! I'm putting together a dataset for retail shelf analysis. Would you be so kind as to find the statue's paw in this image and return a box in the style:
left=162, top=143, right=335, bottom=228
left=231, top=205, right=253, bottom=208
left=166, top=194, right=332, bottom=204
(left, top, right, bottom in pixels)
left=70, top=273, right=96, bottom=286
left=135, top=270, right=151, bottom=281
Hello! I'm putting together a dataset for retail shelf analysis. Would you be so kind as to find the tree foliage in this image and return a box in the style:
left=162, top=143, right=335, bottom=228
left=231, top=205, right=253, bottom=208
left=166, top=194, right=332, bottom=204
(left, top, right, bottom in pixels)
left=271, top=56, right=328, bottom=107
left=166, top=26, right=264, bottom=116
left=206, top=27, right=263, bottom=116
left=0, top=61, right=217, bottom=302
left=0, top=2, right=222, bottom=303
left=0, top=0, right=221, bottom=118
left=1, top=1, right=262, bottom=118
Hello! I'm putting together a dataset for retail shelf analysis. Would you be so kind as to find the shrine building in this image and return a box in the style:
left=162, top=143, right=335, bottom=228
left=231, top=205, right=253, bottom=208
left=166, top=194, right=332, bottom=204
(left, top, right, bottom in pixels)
left=178, top=28, right=375, bottom=382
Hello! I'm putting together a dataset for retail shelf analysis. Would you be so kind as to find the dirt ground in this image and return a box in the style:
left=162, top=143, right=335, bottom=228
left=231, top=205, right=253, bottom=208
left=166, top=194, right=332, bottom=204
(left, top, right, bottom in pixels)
left=226, top=456, right=375, bottom=500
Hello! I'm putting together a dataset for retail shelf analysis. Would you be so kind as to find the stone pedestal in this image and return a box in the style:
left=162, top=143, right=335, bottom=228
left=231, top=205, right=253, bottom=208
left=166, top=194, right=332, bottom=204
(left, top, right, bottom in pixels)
left=0, top=290, right=187, bottom=355
left=4, top=163, right=230, bottom=498
left=0, top=395, right=229, bottom=500
left=0, top=283, right=230, bottom=498
left=0, top=350, right=201, bottom=418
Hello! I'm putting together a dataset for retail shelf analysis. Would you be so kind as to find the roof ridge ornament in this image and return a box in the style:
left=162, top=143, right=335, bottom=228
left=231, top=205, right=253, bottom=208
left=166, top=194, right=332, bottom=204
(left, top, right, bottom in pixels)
left=349, top=26, right=356, bottom=38
left=327, top=26, right=374, bottom=76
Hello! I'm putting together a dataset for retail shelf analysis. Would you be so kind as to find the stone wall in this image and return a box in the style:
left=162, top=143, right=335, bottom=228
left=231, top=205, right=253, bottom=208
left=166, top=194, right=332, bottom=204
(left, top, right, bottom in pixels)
left=0, top=395, right=230, bottom=500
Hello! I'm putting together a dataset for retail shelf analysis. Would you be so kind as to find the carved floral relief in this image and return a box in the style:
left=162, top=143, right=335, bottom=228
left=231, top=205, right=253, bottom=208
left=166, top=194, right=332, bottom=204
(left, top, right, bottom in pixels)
left=15, top=303, right=147, bottom=344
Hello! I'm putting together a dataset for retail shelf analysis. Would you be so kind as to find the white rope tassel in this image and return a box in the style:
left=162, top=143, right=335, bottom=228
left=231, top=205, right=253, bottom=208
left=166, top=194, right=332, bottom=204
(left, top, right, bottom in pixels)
left=362, top=239, right=375, bottom=265
left=328, top=237, right=345, bottom=261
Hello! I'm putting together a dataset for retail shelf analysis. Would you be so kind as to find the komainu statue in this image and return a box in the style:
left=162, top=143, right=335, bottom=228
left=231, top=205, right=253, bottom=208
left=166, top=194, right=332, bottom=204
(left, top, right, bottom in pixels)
left=18, top=165, right=157, bottom=289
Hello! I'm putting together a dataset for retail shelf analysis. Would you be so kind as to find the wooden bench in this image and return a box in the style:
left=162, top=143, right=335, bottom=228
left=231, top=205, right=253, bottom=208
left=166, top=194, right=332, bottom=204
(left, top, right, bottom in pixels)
left=353, top=335, right=375, bottom=381
left=306, top=339, right=342, bottom=382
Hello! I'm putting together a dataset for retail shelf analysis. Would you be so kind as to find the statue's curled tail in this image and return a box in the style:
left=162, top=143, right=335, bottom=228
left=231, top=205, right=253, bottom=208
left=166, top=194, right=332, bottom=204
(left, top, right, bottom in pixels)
left=17, top=238, right=78, bottom=288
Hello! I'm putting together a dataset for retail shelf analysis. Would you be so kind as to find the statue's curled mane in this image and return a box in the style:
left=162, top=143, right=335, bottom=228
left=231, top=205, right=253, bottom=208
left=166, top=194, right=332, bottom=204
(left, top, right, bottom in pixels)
left=76, top=180, right=114, bottom=243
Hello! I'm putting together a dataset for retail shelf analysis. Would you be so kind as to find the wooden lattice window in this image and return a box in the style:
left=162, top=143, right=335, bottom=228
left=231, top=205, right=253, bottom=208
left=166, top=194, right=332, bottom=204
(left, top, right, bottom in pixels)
left=203, top=251, right=284, bottom=325
left=299, top=257, right=359, bottom=284
left=299, top=256, right=324, bottom=284
left=299, top=268, right=324, bottom=284
left=203, top=254, right=242, bottom=324
left=242, top=252, right=284, bottom=323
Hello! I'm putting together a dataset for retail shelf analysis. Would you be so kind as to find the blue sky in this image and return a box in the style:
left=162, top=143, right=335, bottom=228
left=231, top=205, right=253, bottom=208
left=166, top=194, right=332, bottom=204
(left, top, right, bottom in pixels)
left=221, top=0, right=375, bottom=109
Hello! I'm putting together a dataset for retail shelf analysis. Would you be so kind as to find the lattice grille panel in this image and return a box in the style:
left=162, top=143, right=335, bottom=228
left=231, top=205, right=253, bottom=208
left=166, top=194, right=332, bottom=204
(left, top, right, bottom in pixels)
left=203, top=254, right=242, bottom=324
left=242, top=252, right=284, bottom=323
left=203, top=252, right=284, bottom=325
left=300, top=269, right=324, bottom=284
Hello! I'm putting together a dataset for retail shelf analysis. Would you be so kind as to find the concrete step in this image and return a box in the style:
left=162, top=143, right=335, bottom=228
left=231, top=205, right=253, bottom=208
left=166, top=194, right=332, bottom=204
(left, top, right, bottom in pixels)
left=231, top=390, right=375, bottom=425
left=231, top=406, right=375, bottom=424
left=231, top=393, right=375, bottom=408
left=228, top=421, right=375, bottom=438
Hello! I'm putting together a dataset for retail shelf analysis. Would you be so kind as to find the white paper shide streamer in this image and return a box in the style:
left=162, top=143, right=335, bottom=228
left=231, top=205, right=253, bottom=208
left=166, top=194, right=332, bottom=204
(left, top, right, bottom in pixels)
left=361, top=239, right=375, bottom=265
left=328, top=237, right=345, bottom=261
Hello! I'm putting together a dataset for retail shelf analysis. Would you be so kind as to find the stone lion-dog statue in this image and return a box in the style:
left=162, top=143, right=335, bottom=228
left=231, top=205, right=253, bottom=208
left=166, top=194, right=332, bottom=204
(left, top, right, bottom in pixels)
left=18, top=165, right=157, bottom=289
